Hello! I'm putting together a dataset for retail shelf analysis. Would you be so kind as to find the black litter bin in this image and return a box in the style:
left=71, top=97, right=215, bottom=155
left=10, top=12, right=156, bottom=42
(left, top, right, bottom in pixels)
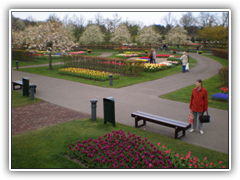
left=103, top=97, right=115, bottom=127
left=22, top=77, right=29, bottom=96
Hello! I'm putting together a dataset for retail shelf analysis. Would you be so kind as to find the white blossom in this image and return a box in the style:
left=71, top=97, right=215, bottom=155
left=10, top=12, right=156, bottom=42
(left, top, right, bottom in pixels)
left=137, top=26, right=161, bottom=45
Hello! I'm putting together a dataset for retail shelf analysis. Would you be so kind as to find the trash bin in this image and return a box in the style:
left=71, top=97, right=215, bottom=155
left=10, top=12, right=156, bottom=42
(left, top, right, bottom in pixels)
left=22, top=77, right=29, bottom=96
left=103, top=97, right=115, bottom=127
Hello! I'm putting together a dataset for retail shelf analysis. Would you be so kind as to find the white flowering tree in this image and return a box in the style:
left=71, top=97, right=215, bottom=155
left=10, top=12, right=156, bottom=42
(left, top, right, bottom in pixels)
left=137, top=26, right=161, bottom=47
left=22, top=21, right=77, bottom=69
left=12, top=29, right=25, bottom=49
left=109, top=24, right=131, bottom=50
left=79, top=24, right=105, bottom=48
left=165, top=26, right=189, bottom=45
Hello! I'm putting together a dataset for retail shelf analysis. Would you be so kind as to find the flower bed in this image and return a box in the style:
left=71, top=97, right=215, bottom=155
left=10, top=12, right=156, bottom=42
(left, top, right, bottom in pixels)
left=58, top=67, right=120, bottom=81
left=116, top=53, right=139, bottom=57
left=28, top=53, right=45, bottom=56
left=220, top=87, right=228, bottom=94
left=68, top=130, right=226, bottom=168
left=100, top=61, right=126, bottom=66
left=140, top=54, right=171, bottom=59
left=143, top=63, right=167, bottom=72
left=69, top=51, right=85, bottom=55
left=141, top=60, right=179, bottom=72
left=211, top=93, right=228, bottom=101
left=211, top=87, right=229, bottom=102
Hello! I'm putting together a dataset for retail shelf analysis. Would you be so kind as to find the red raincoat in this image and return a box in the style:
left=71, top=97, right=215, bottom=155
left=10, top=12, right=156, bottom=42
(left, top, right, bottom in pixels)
left=189, top=87, right=208, bottom=112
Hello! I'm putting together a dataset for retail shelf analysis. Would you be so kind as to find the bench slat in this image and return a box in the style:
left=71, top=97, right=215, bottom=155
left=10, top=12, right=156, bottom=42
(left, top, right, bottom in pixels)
left=133, top=111, right=188, bottom=125
left=132, top=111, right=189, bottom=128
left=131, top=111, right=191, bottom=139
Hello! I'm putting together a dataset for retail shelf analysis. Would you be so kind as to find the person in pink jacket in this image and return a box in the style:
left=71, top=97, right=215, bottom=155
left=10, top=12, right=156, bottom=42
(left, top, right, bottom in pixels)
left=189, top=79, right=208, bottom=134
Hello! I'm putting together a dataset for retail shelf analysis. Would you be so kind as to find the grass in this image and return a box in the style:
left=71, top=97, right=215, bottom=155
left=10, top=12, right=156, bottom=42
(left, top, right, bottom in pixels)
left=12, top=90, right=43, bottom=108
left=11, top=58, right=228, bottom=169
left=161, top=55, right=229, bottom=110
left=12, top=53, right=102, bottom=67
left=11, top=118, right=229, bottom=169
left=15, top=63, right=193, bottom=88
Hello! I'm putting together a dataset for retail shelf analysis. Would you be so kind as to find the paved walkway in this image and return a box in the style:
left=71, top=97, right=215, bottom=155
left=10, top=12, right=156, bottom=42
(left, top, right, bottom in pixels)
left=11, top=53, right=229, bottom=154
left=12, top=101, right=90, bottom=135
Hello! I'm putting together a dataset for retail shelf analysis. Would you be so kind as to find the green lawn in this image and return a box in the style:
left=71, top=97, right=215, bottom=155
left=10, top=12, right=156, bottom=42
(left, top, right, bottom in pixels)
left=15, top=63, right=191, bottom=88
left=12, top=90, right=43, bottom=108
left=11, top=117, right=228, bottom=169
left=12, top=53, right=102, bottom=67
left=11, top=57, right=229, bottom=169
left=161, top=55, right=229, bottom=110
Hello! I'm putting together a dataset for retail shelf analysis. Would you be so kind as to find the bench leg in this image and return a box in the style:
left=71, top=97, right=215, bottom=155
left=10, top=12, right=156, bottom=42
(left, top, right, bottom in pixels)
left=175, top=127, right=186, bottom=139
left=175, top=127, right=179, bottom=139
left=12, top=83, right=22, bottom=90
left=135, top=118, right=146, bottom=128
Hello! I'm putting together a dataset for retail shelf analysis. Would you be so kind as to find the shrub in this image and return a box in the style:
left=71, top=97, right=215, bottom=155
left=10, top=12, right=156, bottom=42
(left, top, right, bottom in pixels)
left=87, top=49, right=92, bottom=53
left=211, top=48, right=228, bottom=60
left=198, top=51, right=202, bottom=54
left=62, top=55, right=144, bottom=77
left=12, top=50, right=31, bottom=61
left=218, top=67, right=228, bottom=86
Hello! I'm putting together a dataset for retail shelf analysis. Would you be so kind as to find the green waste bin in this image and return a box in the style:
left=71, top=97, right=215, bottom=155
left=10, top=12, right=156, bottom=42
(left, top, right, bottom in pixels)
left=22, top=77, right=29, bottom=96
left=103, top=97, right=115, bottom=127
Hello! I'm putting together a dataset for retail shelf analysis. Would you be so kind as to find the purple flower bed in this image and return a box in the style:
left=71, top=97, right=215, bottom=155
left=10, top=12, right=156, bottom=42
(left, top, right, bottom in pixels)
left=67, top=130, right=226, bottom=169
left=68, top=130, right=176, bottom=168
left=211, top=93, right=228, bottom=101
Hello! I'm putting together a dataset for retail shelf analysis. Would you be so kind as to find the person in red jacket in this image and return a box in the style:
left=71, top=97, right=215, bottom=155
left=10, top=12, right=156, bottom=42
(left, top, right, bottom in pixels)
left=189, top=79, right=208, bottom=134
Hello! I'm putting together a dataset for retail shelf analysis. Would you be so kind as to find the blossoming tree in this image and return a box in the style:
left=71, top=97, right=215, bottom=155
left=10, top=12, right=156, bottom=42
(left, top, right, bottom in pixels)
left=165, top=26, right=189, bottom=45
left=109, top=24, right=131, bottom=51
left=21, top=21, right=77, bottom=69
left=137, top=26, right=161, bottom=48
left=79, top=24, right=105, bottom=48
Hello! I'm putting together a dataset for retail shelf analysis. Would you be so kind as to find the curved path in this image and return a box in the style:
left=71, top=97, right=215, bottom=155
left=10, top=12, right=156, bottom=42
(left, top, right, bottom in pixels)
left=11, top=53, right=228, bottom=153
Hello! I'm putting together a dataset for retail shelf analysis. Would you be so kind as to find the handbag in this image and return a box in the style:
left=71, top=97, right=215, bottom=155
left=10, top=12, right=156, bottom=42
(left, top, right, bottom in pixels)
left=199, top=111, right=210, bottom=123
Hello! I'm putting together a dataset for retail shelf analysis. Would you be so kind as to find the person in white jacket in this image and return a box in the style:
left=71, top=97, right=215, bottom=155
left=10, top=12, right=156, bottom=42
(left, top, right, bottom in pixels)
left=180, top=52, right=188, bottom=73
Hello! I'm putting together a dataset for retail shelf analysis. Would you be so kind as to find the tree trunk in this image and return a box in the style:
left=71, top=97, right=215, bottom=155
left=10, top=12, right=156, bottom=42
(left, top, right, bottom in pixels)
left=49, top=51, right=52, bottom=70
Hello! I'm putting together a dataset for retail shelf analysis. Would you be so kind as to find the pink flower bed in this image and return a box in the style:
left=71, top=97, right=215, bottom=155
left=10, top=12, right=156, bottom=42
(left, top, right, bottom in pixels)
left=140, top=54, right=171, bottom=59
left=101, top=61, right=126, bottom=66
left=69, top=51, right=85, bottom=55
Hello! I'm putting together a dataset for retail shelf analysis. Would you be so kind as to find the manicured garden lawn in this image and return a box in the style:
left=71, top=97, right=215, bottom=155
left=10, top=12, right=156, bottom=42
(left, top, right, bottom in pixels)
left=11, top=117, right=228, bottom=169
left=11, top=55, right=229, bottom=169
left=161, top=55, right=229, bottom=110
left=15, top=63, right=194, bottom=88
left=12, top=52, right=102, bottom=67
left=12, top=90, right=43, bottom=108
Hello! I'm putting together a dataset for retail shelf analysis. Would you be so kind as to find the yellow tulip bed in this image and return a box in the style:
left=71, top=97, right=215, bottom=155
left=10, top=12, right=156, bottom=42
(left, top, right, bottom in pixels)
left=58, top=67, right=120, bottom=81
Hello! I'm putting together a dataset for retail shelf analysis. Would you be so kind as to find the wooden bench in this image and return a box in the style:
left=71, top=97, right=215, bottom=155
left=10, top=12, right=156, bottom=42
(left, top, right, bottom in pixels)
left=12, top=80, right=37, bottom=93
left=131, top=111, right=191, bottom=139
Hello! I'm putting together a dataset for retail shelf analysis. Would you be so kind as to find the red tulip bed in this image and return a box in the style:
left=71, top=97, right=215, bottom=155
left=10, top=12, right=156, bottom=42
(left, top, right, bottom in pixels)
left=140, top=54, right=171, bottom=59
left=68, top=130, right=226, bottom=169
left=28, top=53, right=45, bottom=56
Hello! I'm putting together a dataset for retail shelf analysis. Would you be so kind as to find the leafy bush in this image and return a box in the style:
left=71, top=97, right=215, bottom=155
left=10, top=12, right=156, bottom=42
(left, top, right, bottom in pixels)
left=12, top=50, right=31, bottom=61
left=211, top=48, right=228, bottom=60
left=218, top=67, right=228, bottom=86
left=62, top=55, right=144, bottom=76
